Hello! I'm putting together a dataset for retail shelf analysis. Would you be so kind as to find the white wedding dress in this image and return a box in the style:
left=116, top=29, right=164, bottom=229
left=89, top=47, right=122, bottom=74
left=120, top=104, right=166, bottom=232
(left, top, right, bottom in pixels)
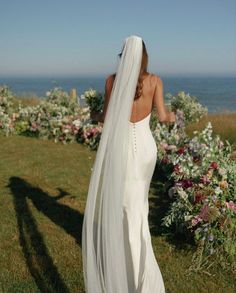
left=82, top=35, right=166, bottom=293
left=122, top=112, right=165, bottom=292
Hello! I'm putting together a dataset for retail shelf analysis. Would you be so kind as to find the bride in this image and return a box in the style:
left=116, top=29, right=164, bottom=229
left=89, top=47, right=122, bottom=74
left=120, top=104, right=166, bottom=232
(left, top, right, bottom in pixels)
left=82, top=35, right=176, bottom=293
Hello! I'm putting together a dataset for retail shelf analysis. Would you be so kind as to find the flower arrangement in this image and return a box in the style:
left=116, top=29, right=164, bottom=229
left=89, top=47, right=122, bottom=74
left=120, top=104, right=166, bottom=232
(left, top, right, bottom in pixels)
left=81, top=88, right=104, bottom=112
left=167, top=91, right=208, bottom=126
left=77, top=123, right=103, bottom=150
left=9, top=87, right=101, bottom=149
left=46, top=87, right=80, bottom=113
left=0, top=85, right=14, bottom=112
left=152, top=93, right=235, bottom=272
left=16, top=99, right=82, bottom=143
left=0, top=110, right=15, bottom=136
left=157, top=121, right=236, bottom=272
left=0, top=85, right=15, bottom=136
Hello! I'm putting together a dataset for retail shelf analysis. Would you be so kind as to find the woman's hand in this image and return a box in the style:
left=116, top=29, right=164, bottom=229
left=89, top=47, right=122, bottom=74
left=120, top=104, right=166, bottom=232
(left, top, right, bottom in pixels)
left=91, top=111, right=104, bottom=123
left=90, top=111, right=100, bottom=121
left=169, top=111, right=176, bottom=123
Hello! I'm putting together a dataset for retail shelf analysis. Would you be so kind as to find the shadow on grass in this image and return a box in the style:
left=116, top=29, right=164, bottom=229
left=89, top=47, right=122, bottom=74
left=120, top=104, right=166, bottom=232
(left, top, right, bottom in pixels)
left=149, top=163, right=195, bottom=251
left=8, top=176, right=84, bottom=292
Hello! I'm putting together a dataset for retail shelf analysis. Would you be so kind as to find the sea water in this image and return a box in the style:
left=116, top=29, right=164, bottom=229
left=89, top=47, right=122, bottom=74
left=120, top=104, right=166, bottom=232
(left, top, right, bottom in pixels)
left=0, top=75, right=235, bottom=113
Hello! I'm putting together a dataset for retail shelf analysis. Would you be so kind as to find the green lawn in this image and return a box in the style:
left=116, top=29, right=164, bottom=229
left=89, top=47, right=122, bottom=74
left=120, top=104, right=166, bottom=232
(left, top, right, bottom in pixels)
left=0, top=132, right=235, bottom=293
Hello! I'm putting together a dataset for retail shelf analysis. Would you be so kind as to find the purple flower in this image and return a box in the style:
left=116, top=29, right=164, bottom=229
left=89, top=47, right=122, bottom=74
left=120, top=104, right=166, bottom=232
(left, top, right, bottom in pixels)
left=208, top=234, right=214, bottom=241
left=212, top=195, right=217, bottom=202
left=175, top=109, right=185, bottom=128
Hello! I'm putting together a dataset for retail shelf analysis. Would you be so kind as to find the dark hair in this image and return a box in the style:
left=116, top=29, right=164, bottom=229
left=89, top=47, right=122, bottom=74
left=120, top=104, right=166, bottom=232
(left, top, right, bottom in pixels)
left=113, top=39, right=149, bottom=100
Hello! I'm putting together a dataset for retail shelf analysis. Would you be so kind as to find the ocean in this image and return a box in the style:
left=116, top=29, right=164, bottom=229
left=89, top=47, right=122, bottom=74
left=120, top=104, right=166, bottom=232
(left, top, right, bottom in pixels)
left=0, top=75, right=235, bottom=113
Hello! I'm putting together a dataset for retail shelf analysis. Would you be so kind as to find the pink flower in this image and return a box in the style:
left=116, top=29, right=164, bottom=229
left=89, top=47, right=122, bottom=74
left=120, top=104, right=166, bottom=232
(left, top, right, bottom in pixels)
left=199, top=204, right=210, bottom=221
left=225, top=201, right=236, bottom=212
left=173, top=164, right=181, bottom=174
left=161, top=156, right=169, bottom=164
left=12, top=112, right=18, bottom=121
left=31, top=122, right=38, bottom=130
left=218, top=141, right=224, bottom=148
left=175, top=179, right=193, bottom=189
left=166, top=144, right=177, bottom=151
left=191, top=215, right=203, bottom=227
left=160, top=142, right=168, bottom=150
left=199, top=175, right=211, bottom=185
left=91, top=128, right=98, bottom=134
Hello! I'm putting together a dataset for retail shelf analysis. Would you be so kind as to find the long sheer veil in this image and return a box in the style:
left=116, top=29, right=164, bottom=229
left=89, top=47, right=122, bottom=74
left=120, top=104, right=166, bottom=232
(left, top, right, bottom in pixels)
left=82, top=35, right=143, bottom=293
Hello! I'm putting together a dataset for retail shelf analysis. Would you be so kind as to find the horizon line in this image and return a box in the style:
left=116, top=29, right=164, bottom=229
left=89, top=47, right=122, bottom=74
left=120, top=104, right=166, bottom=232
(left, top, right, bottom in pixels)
left=1, top=72, right=236, bottom=79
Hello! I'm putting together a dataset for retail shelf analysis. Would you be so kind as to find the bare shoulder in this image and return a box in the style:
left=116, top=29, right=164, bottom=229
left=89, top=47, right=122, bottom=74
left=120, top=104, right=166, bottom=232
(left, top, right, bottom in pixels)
left=156, top=74, right=162, bottom=81
left=104, top=74, right=116, bottom=96
left=106, top=73, right=116, bottom=83
left=105, top=74, right=115, bottom=90
left=147, top=73, right=162, bottom=89
left=152, top=74, right=163, bottom=84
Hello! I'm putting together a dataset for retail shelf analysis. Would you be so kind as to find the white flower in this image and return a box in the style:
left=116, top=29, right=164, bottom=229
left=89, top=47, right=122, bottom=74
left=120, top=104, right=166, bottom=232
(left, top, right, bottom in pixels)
left=218, top=167, right=226, bottom=176
left=184, top=215, right=193, bottom=221
left=72, top=119, right=82, bottom=127
left=214, top=186, right=222, bottom=195
left=178, top=188, right=188, bottom=200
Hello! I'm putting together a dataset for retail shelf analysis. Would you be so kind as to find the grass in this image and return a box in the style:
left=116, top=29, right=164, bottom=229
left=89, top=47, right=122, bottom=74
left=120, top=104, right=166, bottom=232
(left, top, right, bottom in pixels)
left=0, top=127, right=235, bottom=292
left=12, top=96, right=41, bottom=108
left=186, top=111, right=236, bottom=144
left=186, top=111, right=236, bottom=160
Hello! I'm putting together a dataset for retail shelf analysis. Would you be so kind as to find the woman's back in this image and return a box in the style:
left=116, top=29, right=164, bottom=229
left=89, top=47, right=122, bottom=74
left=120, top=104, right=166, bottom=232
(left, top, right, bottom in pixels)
left=105, top=72, right=170, bottom=124
left=129, top=73, right=156, bottom=123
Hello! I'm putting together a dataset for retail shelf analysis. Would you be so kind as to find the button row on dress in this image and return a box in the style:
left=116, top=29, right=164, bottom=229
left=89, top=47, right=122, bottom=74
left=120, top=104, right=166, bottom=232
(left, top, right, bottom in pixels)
left=133, top=123, right=137, bottom=152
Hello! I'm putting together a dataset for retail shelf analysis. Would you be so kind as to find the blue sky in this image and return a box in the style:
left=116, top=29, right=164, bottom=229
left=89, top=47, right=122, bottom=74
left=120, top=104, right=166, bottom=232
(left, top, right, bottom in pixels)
left=0, top=0, right=235, bottom=77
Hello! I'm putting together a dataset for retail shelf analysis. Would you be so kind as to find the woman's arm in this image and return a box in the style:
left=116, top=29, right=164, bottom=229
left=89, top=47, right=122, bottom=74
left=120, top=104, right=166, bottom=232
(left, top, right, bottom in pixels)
left=95, top=75, right=114, bottom=123
left=153, top=75, right=176, bottom=123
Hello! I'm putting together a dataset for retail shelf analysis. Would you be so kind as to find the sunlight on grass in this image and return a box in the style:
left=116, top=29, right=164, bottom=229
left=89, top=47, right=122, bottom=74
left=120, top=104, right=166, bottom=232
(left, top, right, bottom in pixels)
left=186, top=112, right=236, bottom=160
left=186, top=111, right=236, bottom=144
